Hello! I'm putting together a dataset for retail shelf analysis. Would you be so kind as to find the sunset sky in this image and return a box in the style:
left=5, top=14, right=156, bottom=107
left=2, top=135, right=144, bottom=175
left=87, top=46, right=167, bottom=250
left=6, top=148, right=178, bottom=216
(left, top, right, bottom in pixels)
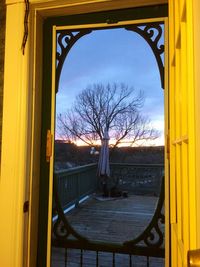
left=56, top=27, right=164, bottom=146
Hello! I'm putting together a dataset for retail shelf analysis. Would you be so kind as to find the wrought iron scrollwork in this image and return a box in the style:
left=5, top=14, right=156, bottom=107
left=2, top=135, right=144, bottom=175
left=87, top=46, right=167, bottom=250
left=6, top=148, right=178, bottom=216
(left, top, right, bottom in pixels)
left=53, top=172, right=165, bottom=252
left=125, top=23, right=164, bottom=89
left=56, top=23, right=164, bottom=93
left=124, top=176, right=165, bottom=249
left=53, top=174, right=89, bottom=243
left=53, top=22, right=165, bottom=254
left=56, top=30, right=92, bottom=93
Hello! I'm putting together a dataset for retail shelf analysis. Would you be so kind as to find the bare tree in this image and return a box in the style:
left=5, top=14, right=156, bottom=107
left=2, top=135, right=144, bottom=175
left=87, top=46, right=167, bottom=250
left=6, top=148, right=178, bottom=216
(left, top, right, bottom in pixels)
left=57, top=83, right=159, bottom=148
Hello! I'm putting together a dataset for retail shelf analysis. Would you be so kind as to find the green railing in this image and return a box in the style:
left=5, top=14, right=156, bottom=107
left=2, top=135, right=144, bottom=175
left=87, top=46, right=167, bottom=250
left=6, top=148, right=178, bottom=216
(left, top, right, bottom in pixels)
left=54, top=163, right=164, bottom=212
left=54, top=163, right=97, bottom=211
left=110, top=163, right=164, bottom=196
left=52, top=163, right=165, bottom=267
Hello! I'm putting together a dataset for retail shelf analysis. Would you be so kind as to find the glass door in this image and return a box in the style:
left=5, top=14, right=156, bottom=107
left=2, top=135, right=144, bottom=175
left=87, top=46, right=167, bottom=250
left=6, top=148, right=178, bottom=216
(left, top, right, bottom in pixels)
left=37, top=6, right=168, bottom=267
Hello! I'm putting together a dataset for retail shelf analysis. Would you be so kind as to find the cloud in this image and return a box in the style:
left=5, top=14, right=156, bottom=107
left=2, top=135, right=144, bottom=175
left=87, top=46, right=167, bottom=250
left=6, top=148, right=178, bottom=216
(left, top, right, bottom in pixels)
left=56, top=27, right=165, bottom=139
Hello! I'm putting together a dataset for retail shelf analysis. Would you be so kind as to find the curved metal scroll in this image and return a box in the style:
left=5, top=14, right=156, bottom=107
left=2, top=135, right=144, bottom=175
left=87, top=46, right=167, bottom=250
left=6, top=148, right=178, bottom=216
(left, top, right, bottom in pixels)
left=53, top=173, right=164, bottom=251
left=125, top=23, right=164, bottom=89
left=53, top=23, right=165, bottom=250
left=56, top=29, right=92, bottom=93
left=53, top=174, right=89, bottom=243
left=124, top=176, right=165, bottom=249
left=56, top=23, right=164, bottom=93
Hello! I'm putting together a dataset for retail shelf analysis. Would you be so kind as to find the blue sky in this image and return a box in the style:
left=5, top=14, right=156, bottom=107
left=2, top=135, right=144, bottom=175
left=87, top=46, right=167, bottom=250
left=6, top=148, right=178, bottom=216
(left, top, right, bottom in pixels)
left=56, top=27, right=164, bottom=145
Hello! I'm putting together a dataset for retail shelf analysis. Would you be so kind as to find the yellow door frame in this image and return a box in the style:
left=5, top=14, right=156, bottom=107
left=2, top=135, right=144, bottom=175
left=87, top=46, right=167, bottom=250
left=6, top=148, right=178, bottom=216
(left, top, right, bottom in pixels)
left=6, top=1, right=200, bottom=267
left=1, top=1, right=169, bottom=267
left=34, top=3, right=169, bottom=267
left=168, top=0, right=200, bottom=266
left=44, top=16, right=169, bottom=267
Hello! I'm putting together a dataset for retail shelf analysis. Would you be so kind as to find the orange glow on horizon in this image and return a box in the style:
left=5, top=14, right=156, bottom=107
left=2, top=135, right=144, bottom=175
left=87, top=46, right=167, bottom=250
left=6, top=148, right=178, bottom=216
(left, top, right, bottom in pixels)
left=56, top=136, right=164, bottom=147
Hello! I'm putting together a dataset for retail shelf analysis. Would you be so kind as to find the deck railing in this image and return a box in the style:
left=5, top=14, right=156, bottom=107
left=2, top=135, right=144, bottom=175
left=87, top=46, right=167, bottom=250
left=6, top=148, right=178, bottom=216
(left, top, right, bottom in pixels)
left=53, top=163, right=165, bottom=267
left=54, top=163, right=97, bottom=211
left=110, top=163, right=164, bottom=196
left=54, top=163, right=164, bottom=211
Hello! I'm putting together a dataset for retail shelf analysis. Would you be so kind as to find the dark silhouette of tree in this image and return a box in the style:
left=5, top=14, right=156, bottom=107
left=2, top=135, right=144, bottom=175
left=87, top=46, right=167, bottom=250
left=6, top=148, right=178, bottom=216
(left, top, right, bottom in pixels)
left=57, top=83, right=159, bottom=148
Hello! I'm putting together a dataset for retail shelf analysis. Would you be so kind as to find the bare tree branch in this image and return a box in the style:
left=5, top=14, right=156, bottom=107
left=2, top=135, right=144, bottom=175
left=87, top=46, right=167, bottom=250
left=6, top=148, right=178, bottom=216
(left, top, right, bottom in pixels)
left=56, top=83, right=160, bottom=147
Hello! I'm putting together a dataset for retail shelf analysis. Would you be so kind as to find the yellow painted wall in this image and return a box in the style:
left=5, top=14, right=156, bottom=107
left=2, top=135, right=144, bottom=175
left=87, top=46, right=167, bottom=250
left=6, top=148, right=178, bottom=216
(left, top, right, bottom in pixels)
left=0, top=2, right=30, bottom=267
left=193, top=0, right=200, bottom=249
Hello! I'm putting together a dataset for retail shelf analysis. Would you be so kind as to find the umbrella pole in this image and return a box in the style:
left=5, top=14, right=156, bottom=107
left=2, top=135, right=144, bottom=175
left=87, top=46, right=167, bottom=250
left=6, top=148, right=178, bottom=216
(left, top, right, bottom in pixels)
left=101, top=175, right=110, bottom=197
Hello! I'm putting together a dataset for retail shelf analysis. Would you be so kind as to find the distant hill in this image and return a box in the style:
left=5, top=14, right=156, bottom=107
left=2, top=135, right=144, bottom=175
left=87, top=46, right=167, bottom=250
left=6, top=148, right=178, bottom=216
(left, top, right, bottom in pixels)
left=54, top=141, right=164, bottom=169
left=110, top=145, right=164, bottom=164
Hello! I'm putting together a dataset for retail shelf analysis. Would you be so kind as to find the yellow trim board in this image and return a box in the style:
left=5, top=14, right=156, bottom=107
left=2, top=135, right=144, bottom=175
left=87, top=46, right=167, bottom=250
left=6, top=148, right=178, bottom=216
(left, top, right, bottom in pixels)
left=56, top=17, right=166, bottom=31
left=46, top=16, right=168, bottom=267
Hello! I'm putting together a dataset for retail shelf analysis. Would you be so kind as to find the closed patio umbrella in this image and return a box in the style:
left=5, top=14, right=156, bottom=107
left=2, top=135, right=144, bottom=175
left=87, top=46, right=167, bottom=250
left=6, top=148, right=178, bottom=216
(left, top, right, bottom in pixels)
left=97, top=129, right=110, bottom=177
left=97, top=130, right=111, bottom=196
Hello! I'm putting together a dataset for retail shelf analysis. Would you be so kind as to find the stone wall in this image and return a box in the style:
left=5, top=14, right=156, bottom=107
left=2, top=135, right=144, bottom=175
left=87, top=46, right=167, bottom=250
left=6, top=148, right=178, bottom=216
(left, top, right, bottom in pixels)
left=0, top=1, right=6, bottom=157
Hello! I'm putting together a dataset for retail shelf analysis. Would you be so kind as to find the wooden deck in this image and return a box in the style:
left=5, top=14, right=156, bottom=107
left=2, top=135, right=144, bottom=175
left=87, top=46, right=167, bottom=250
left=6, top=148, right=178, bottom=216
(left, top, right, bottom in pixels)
left=51, top=193, right=165, bottom=267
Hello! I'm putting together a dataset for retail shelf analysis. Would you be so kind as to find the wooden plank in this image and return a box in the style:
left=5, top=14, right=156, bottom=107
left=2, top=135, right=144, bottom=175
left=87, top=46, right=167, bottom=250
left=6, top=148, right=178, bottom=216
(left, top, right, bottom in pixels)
left=52, top=194, right=164, bottom=266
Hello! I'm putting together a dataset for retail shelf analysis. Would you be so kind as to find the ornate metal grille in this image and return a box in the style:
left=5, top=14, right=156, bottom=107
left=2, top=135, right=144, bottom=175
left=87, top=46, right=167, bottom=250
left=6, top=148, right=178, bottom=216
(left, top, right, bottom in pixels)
left=53, top=22, right=165, bottom=266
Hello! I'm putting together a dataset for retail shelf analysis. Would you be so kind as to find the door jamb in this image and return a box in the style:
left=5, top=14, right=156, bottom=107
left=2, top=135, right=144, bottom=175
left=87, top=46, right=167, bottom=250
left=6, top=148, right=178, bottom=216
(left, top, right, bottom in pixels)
left=30, top=2, right=169, bottom=267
